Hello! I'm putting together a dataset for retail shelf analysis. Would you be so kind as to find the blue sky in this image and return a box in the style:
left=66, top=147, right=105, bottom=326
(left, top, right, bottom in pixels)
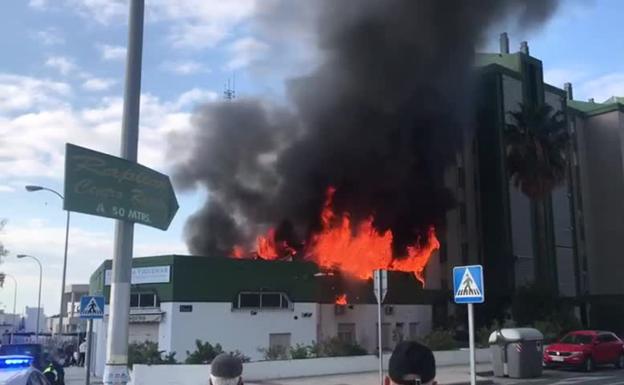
left=1, top=0, right=623, bottom=317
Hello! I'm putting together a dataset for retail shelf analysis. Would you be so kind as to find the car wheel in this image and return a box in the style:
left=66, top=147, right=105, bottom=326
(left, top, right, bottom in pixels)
left=616, top=354, right=624, bottom=369
left=584, top=356, right=595, bottom=372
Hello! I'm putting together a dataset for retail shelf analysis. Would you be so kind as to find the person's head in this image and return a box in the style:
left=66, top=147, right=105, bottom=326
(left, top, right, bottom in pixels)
left=386, top=341, right=436, bottom=385
left=209, top=353, right=243, bottom=385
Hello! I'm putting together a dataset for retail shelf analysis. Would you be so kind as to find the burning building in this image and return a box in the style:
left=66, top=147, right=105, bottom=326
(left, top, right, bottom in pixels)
left=88, top=255, right=436, bottom=371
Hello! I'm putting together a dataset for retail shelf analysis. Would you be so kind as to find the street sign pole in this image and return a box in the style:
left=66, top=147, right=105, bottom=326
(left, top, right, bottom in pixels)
left=377, top=271, right=383, bottom=385
left=468, top=303, right=476, bottom=385
left=104, top=1, right=144, bottom=384
left=85, top=319, right=93, bottom=385
left=453, top=265, right=484, bottom=385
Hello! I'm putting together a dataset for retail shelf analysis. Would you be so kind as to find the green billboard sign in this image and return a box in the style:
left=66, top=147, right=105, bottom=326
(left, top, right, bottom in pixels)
left=64, top=143, right=179, bottom=230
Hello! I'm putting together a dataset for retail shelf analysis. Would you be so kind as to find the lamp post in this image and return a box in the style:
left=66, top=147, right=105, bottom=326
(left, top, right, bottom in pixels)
left=1, top=273, right=18, bottom=343
left=25, top=185, right=70, bottom=336
left=16, top=255, right=42, bottom=342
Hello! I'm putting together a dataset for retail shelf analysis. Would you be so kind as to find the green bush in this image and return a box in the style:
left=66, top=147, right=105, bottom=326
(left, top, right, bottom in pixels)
left=476, top=320, right=502, bottom=348
left=259, top=345, right=288, bottom=360
left=128, top=341, right=177, bottom=367
left=289, top=343, right=314, bottom=359
left=185, top=340, right=224, bottom=364
left=420, top=329, right=457, bottom=351
left=319, top=337, right=367, bottom=357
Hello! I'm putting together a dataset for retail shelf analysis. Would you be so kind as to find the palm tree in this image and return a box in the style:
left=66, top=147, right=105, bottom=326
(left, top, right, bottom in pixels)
left=506, top=103, right=569, bottom=199
left=505, top=103, right=570, bottom=290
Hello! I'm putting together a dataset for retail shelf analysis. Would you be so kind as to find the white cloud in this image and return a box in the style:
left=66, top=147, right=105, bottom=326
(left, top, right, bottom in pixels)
left=65, top=0, right=127, bottom=25
left=45, top=56, right=77, bottom=76
left=98, top=44, right=126, bottom=61
left=0, top=72, right=215, bottom=180
left=31, top=27, right=65, bottom=45
left=543, top=68, right=587, bottom=89
left=161, top=60, right=207, bottom=75
left=0, top=74, right=71, bottom=113
left=0, top=220, right=186, bottom=313
left=578, top=73, right=624, bottom=103
left=0, top=185, right=15, bottom=193
left=82, top=77, right=116, bottom=91
left=28, top=0, right=49, bottom=9
left=225, top=37, right=269, bottom=70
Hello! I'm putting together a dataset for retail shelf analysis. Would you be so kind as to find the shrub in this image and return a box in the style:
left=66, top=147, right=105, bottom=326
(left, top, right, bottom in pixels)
left=319, top=337, right=367, bottom=357
left=259, top=345, right=288, bottom=360
left=420, top=329, right=457, bottom=351
left=476, top=320, right=502, bottom=348
left=128, top=341, right=177, bottom=367
left=289, top=343, right=313, bottom=359
left=185, top=340, right=224, bottom=364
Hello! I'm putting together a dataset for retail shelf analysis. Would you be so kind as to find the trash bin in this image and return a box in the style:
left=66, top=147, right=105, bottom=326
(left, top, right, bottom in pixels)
left=489, top=328, right=544, bottom=378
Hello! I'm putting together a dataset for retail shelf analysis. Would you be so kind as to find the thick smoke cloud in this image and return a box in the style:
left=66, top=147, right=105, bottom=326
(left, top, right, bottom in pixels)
left=173, top=0, right=559, bottom=256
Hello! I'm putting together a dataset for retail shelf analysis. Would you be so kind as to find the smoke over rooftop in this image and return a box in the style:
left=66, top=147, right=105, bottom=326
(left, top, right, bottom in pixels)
left=172, top=0, right=559, bottom=258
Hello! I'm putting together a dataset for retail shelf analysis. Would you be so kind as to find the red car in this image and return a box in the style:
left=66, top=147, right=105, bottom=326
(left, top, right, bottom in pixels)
left=544, top=330, right=624, bottom=371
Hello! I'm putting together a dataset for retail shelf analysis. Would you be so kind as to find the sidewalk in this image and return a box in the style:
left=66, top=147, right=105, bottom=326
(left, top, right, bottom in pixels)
left=65, top=366, right=102, bottom=385
left=247, top=364, right=493, bottom=385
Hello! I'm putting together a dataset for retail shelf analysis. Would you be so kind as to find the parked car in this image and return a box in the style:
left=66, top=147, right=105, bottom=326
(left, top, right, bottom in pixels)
left=543, top=330, right=624, bottom=371
left=0, top=355, right=50, bottom=385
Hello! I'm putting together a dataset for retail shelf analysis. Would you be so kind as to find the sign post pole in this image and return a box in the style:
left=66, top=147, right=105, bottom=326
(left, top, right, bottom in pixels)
left=377, top=274, right=383, bottom=385
left=468, top=303, right=476, bottom=385
left=374, top=269, right=388, bottom=385
left=453, top=265, right=484, bottom=385
left=85, top=319, right=93, bottom=385
left=104, top=1, right=144, bottom=384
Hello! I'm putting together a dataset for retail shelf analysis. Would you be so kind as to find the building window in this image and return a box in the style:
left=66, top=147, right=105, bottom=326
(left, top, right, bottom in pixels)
left=394, top=323, right=405, bottom=343
left=409, top=322, right=420, bottom=341
left=459, top=203, right=467, bottom=225
left=376, top=323, right=391, bottom=350
left=179, top=305, right=193, bottom=313
left=236, top=292, right=291, bottom=310
left=269, top=333, right=291, bottom=359
left=130, top=293, right=157, bottom=308
left=461, top=243, right=469, bottom=265
left=338, top=323, right=356, bottom=344
left=457, top=167, right=465, bottom=188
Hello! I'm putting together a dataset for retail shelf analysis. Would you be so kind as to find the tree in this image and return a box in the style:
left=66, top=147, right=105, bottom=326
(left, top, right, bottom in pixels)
left=505, top=103, right=570, bottom=289
left=505, top=103, right=569, bottom=199
left=127, top=341, right=177, bottom=366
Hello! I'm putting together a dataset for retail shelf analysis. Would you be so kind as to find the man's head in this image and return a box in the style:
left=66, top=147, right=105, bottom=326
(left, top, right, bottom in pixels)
left=210, top=353, right=243, bottom=385
left=386, top=341, right=436, bottom=385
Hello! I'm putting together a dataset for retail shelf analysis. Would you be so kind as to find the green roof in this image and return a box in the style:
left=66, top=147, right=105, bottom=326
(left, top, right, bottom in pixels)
left=568, top=99, right=624, bottom=117
left=475, top=53, right=523, bottom=72
left=90, top=255, right=447, bottom=305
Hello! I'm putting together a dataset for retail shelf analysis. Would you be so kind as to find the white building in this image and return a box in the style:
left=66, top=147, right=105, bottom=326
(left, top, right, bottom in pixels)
left=23, top=307, right=45, bottom=333
left=88, top=255, right=436, bottom=376
left=47, top=284, right=89, bottom=334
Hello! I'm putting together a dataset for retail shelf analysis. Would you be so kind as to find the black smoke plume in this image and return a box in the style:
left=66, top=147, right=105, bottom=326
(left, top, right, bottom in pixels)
left=173, top=0, right=559, bottom=256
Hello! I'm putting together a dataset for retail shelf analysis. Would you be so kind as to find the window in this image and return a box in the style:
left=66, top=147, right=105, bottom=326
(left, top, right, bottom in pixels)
left=179, top=305, right=193, bottom=313
left=237, top=292, right=291, bottom=309
left=338, top=323, right=356, bottom=344
left=409, top=322, right=420, bottom=340
left=394, top=323, right=405, bottom=343
left=130, top=293, right=157, bottom=308
left=461, top=243, right=469, bottom=265
left=269, top=333, right=291, bottom=358
left=459, top=203, right=467, bottom=225
left=376, top=323, right=391, bottom=350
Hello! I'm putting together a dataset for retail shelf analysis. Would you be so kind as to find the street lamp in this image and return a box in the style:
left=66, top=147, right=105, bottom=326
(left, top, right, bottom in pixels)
left=25, top=185, right=70, bottom=336
left=16, top=254, right=42, bottom=342
left=0, top=273, right=18, bottom=343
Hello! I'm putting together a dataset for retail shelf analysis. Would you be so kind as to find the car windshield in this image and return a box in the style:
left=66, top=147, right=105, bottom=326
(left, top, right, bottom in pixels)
left=560, top=334, right=594, bottom=345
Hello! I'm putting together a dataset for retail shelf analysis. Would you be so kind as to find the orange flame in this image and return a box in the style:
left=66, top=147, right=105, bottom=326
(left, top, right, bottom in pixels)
left=257, top=228, right=279, bottom=260
left=230, top=245, right=245, bottom=259
left=308, top=187, right=439, bottom=284
left=335, top=294, right=348, bottom=305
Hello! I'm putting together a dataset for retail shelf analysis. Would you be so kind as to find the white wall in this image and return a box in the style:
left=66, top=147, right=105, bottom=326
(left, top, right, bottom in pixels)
left=129, top=323, right=158, bottom=344
left=24, top=307, right=45, bottom=333
left=131, top=348, right=492, bottom=385
left=318, top=304, right=432, bottom=353
left=159, top=302, right=319, bottom=361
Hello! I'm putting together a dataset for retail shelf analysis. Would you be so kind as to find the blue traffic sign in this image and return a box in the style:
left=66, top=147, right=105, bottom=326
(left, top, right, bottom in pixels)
left=80, top=296, right=105, bottom=319
left=453, top=265, right=485, bottom=304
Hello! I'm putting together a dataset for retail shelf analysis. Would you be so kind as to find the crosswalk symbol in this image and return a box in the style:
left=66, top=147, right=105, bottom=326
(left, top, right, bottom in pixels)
left=80, top=295, right=105, bottom=319
left=453, top=265, right=485, bottom=304
left=455, top=269, right=481, bottom=297
left=85, top=298, right=102, bottom=315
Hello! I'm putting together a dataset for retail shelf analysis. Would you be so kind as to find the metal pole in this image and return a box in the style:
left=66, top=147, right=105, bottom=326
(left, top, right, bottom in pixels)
left=86, top=319, right=93, bottom=385
left=58, top=210, right=70, bottom=336
left=6, top=274, right=17, bottom=344
left=104, top=1, right=143, bottom=384
left=35, top=258, right=42, bottom=343
left=468, top=303, right=476, bottom=385
left=377, top=269, right=383, bottom=385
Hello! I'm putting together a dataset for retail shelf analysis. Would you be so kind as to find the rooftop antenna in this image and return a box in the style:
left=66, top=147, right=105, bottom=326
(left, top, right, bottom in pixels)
left=224, top=74, right=236, bottom=100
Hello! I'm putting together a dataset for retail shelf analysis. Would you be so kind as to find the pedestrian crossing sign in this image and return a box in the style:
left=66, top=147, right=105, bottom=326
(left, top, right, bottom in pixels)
left=453, top=265, right=485, bottom=304
left=79, top=295, right=105, bottom=319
